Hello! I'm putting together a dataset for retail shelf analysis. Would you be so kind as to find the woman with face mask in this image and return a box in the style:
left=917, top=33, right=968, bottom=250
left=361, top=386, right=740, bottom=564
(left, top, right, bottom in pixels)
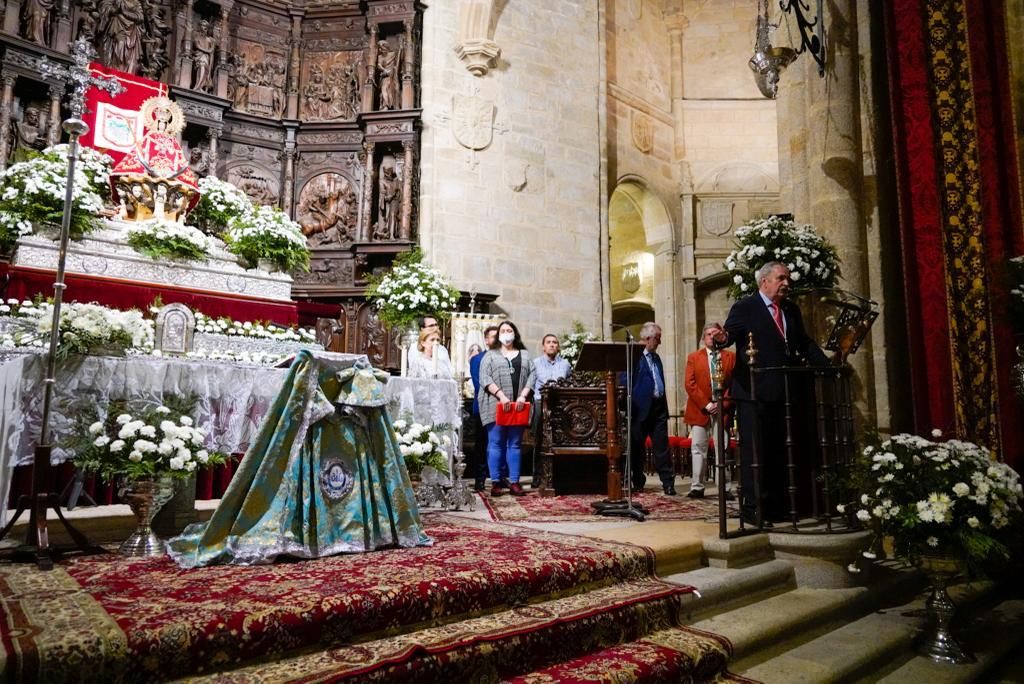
left=478, top=320, right=535, bottom=496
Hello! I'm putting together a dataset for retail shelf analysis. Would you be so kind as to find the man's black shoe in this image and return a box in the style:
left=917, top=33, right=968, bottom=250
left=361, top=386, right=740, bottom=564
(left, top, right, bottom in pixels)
left=740, top=514, right=772, bottom=529
left=686, top=489, right=704, bottom=499
left=663, top=484, right=677, bottom=496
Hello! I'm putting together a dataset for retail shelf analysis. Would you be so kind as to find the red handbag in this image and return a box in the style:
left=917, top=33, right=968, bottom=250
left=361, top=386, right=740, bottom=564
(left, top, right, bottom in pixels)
left=495, top=402, right=531, bottom=426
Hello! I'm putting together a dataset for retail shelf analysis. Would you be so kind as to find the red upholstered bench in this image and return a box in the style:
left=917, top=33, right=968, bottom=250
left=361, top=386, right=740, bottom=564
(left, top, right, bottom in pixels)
left=643, top=436, right=693, bottom=475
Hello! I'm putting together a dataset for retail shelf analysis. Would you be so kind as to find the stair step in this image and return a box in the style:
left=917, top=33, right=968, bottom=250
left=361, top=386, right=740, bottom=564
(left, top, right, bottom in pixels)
left=690, top=586, right=869, bottom=666
left=739, top=579, right=1002, bottom=684
left=181, top=578, right=697, bottom=682
left=666, top=559, right=797, bottom=621
left=873, top=598, right=1024, bottom=684
left=503, top=625, right=736, bottom=683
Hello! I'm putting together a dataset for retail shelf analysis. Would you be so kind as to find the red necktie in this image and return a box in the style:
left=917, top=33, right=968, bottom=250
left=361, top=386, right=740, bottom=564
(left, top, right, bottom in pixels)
left=771, top=303, right=786, bottom=338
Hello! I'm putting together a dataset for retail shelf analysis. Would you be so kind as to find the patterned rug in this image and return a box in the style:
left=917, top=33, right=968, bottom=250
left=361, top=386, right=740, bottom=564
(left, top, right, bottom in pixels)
left=481, top=490, right=739, bottom=523
left=0, top=515, right=693, bottom=683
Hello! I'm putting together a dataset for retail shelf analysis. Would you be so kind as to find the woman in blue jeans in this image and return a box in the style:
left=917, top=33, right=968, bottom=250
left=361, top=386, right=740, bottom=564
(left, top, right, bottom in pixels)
left=478, top=320, right=535, bottom=497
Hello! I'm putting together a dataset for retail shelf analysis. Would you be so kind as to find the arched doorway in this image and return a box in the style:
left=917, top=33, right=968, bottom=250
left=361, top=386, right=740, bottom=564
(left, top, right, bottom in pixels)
left=608, top=180, right=673, bottom=342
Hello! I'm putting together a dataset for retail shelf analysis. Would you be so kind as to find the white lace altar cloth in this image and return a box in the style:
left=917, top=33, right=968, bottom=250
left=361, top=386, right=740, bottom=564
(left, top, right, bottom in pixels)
left=0, top=353, right=461, bottom=526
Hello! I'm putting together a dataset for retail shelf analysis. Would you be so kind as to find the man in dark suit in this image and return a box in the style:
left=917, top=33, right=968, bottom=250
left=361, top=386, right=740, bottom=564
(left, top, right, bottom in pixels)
left=718, top=262, right=829, bottom=524
left=627, top=322, right=676, bottom=495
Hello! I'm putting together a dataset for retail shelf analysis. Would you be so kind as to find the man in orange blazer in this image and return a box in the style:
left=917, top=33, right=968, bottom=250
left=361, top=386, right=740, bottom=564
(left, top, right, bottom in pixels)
left=684, top=323, right=736, bottom=499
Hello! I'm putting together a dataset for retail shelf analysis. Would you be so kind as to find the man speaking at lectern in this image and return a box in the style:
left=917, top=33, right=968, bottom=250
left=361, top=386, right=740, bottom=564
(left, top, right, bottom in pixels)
left=716, top=262, right=828, bottom=524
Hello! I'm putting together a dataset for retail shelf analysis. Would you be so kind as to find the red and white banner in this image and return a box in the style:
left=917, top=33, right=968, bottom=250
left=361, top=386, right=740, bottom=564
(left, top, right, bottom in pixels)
left=79, top=63, right=168, bottom=167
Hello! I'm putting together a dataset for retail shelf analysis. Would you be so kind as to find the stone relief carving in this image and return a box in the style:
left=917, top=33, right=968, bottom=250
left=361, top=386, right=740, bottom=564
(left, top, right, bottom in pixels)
left=297, top=173, right=359, bottom=248
left=177, top=99, right=223, bottom=124
left=356, top=304, right=388, bottom=367
left=304, top=37, right=365, bottom=51
left=374, top=156, right=401, bottom=240
left=375, top=39, right=401, bottom=111
left=97, top=0, right=146, bottom=74
left=227, top=43, right=286, bottom=118
left=295, top=258, right=354, bottom=285
left=366, top=121, right=413, bottom=135
left=226, top=164, right=280, bottom=206
left=631, top=110, right=653, bottom=153
left=301, top=53, right=362, bottom=121
left=188, top=144, right=210, bottom=178
left=452, top=94, right=494, bottom=150
left=298, top=131, right=363, bottom=145
left=372, top=3, right=408, bottom=16
left=701, top=201, right=735, bottom=236
left=223, top=121, right=284, bottom=144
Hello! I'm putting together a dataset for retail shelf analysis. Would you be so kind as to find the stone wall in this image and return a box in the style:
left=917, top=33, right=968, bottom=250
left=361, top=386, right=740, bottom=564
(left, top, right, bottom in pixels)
left=418, top=0, right=604, bottom=347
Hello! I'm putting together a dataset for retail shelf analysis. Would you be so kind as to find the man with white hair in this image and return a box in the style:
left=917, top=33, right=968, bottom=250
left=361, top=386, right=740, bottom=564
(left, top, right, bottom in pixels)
left=626, top=322, right=676, bottom=495
left=717, top=261, right=828, bottom=524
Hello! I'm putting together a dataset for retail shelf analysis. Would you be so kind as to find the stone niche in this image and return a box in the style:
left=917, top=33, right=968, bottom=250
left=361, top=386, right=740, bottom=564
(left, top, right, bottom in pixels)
left=0, top=0, right=427, bottom=366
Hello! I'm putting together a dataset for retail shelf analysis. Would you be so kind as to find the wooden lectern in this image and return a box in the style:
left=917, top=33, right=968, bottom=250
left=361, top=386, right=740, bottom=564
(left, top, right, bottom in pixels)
left=575, top=341, right=647, bottom=519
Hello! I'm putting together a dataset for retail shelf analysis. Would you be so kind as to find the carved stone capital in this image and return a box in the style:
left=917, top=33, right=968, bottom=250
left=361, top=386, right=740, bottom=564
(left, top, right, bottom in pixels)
left=454, top=39, right=501, bottom=77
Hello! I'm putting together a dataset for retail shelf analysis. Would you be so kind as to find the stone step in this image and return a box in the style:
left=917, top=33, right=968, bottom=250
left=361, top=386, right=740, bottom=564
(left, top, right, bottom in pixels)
left=665, top=559, right=797, bottom=621
left=738, top=579, right=1005, bottom=684
left=872, top=598, right=1024, bottom=684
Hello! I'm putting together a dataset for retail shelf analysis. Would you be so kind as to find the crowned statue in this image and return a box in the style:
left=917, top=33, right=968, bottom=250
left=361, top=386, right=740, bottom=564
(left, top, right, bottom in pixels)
left=109, top=96, right=201, bottom=223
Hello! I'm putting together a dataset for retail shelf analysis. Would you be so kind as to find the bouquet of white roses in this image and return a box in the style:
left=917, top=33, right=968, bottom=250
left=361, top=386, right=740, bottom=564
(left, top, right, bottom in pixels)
left=0, top=144, right=113, bottom=250
left=186, top=176, right=254, bottom=236
left=392, top=419, right=450, bottom=477
left=225, top=204, right=310, bottom=273
left=842, top=431, right=1023, bottom=574
left=127, top=218, right=219, bottom=262
left=724, top=215, right=840, bottom=299
left=365, top=249, right=460, bottom=330
left=75, top=401, right=228, bottom=482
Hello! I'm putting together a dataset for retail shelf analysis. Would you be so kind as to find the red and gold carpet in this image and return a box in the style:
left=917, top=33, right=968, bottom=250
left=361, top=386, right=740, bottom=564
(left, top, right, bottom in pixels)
left=481, top=490, right=738, bottom=523
left=0, top=515, right=752, bottom=682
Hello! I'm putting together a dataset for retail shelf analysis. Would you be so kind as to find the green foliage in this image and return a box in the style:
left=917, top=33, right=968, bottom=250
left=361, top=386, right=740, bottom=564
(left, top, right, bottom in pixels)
left=224, top=204, right=310, bottom=273
left=126, top=220, right=215, bottom=262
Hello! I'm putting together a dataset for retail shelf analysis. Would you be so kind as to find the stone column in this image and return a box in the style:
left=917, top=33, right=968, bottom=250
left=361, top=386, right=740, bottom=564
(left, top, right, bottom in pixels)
left=400, top=19, right=415, bottom=110
left=362, top=25, right=379, bottom=113
left=206, top=127, right=221, bottom=178
left=215, top=1, right=233, bottom=99
left=400, top=139, right=414, bottom=239
left=804, top=0, right=874, bottom=425
left=47, top=82, right=63, bottom=145
left=665, top=12, right=688, bottom=161
left=360, top=141, right=376, bottom=241
left=286, top=10, right=303, bottom=120
left=282, top=127, right=297, bottom=211
left=0, top=73, right=17, bottom=172
left=177, top=0, right=196, bottom=88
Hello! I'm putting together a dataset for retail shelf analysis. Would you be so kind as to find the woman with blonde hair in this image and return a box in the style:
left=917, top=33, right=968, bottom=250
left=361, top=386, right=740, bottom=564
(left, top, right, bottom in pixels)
left=408, top=328, right=453, bottom=379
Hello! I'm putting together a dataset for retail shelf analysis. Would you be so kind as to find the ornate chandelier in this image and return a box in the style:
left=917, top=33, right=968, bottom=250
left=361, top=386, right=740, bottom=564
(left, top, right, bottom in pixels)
left=748, top=0, right=797, bottom=99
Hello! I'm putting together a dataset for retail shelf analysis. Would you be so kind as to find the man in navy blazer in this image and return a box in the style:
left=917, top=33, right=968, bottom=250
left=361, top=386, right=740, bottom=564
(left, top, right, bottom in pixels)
left=627, top=322, right=676, bottom=495
left=718, top=261, right=829, bottom=523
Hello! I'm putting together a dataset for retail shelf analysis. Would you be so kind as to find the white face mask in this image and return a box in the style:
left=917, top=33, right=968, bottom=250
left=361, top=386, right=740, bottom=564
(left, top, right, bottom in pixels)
left=499, top=332, right=515, bottom=345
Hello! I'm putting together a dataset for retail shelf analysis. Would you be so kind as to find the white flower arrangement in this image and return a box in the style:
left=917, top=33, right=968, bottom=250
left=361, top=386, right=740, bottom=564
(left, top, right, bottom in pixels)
left=844, top=431, right=1023, bottom=573
left=187, top=176, right=255, bottom=235
left=0, top=144, right=113, bottom=250
left=559, top=321, right=597, bottom=368
left=191, top=311, right=317, bottom=343
left=224, top=204, right=310, bottom=273
left=75, top=401, right=227, bottom=482
left=724, top=215, right=841, bottom=299
left=365, top=249, right=460, bottom=330
left=392, top=418, right=450, bottom=477
left=6, top=301, right=154, bottom=359
left=126, top=218, right=220, bottom=262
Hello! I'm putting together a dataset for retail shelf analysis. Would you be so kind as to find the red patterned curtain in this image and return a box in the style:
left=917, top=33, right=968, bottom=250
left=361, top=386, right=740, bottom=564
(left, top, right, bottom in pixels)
left=885, top=0, right=1024, bottom=465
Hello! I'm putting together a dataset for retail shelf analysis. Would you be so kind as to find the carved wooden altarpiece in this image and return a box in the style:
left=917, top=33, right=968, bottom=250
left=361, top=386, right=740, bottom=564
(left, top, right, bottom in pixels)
left=0, top=0, right=425, bottom=368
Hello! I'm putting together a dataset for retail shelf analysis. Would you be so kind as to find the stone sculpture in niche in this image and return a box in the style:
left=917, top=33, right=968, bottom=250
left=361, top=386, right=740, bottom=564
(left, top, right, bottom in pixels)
left=374, top=157, right=401, bottom=240
left=191, top=18, right=216, bottom=92
left=75, top=0, right=101, bottom=41
left=298, top=173, right=359, bottom=248
left=98, top=0, right=146, bottom=74
left=8, top=105, right=47, bottom=163
left=140, top=6, right=173, bottom=79
left=188, top=145, right=210, bottom=177
left=20, top=0, right=55, bottom=45
left=376, top=40, right=401, bottom=111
